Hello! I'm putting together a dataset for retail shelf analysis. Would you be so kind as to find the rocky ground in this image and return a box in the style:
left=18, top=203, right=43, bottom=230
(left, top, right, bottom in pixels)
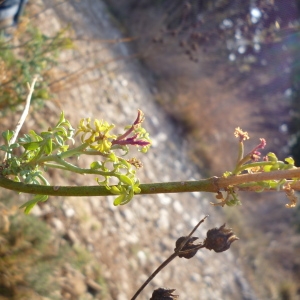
left=1, top=0, right=259, bottom=299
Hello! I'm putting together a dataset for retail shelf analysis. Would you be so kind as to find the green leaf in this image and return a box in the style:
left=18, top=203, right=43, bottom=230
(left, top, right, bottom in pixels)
left=44, top=138, right=53, bottom=155
left=10, top=143, right=20, bottom=149
left=23, top=141, right=41, bottom=151
left=113, top=194, right=126, bottom=206
left=90, top=161, right=102, bottom=170
left=267, top=152, right=278, bottom=162
left=110, top=186, right=121, bottom=194
left=2, top=130, right=14, bottom=143
left=18, top=134, right=32, bottom=143
left=0, top=145, right=11, bottom=153
left=263, top=164, right=273, bottom=172
left=134, top=186, right=141, bottom=194
left=20, top=194, right=48, bottom=214
left=55, top=134, right=64, bottom=146
left=223, top=171, right=232, bottom=178
left=29, top=130, right=43, bottom=141
left=55, top=111, right=65, bottom=127
left=108, top=152, right=118, bottom=163
left=117, top=174, right=133, bottom=186
left=285, top=157, right=295, bottom=165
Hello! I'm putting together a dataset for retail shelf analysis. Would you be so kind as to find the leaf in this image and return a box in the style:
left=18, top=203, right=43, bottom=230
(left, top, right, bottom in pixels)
left=10, top=143, right=20, bottom=149
left=29, top=130, right=43, bottom=141
left=55, top=134, right=64, bottom=146
left=19, top=194, right=48, bottom=214
left=110, top=186, right=121, bottom=194
left=0, top=145, right=11, bottom=153
left=121, top=190, right=134, bottom=205
left=267, top=152, right=278, bottom=162
left=44, top=138, right=53, bottom=155
left=56, top=111, right=65, bottom=127
left=108, top=152, right=118, bottom=162
left=2, top=130, right=14, bottom=143
left=90, top=161, right=102, bottom=170
left=18, top=134, right=32, bottom=143
left=118, top=174, right=133, bottom=186
left=113, top=194, right=126, bottom=206
left=134, top=186, right=141, bottom=194
left=23, top=141, right=41, bottom=151
left=222, top=171, right=232, bottom=178
left=263, top=164, right=272, bottom=172
left=285, top=157, right=295, bottom=165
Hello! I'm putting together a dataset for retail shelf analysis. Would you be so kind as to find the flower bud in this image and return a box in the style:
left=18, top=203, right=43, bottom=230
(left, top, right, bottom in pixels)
left=203, top=224, right=238, bottom=253
left=150, top=287, right=179, bottom=300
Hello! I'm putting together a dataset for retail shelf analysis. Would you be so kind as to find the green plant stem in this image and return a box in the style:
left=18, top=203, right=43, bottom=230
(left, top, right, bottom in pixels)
left=35, top=143, right=89, bottom=163
left=47, top=156, right=114, bottom=176
left=235, top=141, right=244, bottom=169
left=234, top=161, right=286, bottom=174
left=1, top=168, right=300, bottom=197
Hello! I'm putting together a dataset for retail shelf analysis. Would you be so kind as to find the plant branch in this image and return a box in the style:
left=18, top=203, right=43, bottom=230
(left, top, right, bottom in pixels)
left=131, top=216, right=208, bottom=300
left=1, top=168, right=300, bottom=197
left=131, top=252, right=178, bottom=300
left=9, top=76, right=38, bottom=146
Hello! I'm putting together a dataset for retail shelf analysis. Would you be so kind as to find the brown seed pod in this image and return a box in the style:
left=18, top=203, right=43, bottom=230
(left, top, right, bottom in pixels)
left=203, top=224, right=239, bottom=253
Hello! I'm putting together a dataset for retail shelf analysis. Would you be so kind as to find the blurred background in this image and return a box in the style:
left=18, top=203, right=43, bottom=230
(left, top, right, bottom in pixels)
left=106, top=0, right=300, bottom=174
left=1, top=0, right=300, bottom=299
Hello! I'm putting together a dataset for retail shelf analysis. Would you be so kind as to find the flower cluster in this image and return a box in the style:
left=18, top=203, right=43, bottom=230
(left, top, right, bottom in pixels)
left=112, top=110, right=151, bottom=153
left=75, top=110, right=151, bottom=154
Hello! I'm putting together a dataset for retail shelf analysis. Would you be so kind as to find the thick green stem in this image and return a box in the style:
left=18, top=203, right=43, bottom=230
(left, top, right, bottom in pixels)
left=1, top=168, right=300, bottom=197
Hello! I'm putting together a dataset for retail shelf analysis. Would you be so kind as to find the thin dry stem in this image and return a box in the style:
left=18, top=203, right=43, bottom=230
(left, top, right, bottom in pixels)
left=130, top=216, right=208, bottom=300
left=9, top=76, right=38, bottom=146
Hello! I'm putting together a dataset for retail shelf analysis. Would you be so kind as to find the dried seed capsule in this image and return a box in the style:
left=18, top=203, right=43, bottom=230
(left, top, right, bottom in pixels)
left=203, top=224, right=239, bottom=253
left=150, top=287, right=179, bottom=299
left=175, top=236, right=200, bottom=259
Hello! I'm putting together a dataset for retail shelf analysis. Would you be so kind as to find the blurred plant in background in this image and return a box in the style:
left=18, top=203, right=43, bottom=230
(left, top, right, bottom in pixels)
left=0, top=202, right=107, bottom=299
left=0, top=19, right=73, bottom=114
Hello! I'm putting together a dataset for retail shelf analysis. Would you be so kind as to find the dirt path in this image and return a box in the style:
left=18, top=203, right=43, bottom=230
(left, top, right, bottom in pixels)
left=22, top=1, right=257, bottom=299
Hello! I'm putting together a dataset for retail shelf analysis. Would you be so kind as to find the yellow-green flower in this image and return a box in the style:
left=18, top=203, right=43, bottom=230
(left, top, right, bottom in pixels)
left=75, top=118, right=116, bottom=153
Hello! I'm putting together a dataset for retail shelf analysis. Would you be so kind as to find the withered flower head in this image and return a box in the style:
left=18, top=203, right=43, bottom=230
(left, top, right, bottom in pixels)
left=203, top=224, right=239, bottom=253
left=234, top=127, right=249, bottom=142
left=174, top=236, right=201, bottom=259
left=150, top=288, right=179, bottom=300
left=127, top=157, right=143, bottom=169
